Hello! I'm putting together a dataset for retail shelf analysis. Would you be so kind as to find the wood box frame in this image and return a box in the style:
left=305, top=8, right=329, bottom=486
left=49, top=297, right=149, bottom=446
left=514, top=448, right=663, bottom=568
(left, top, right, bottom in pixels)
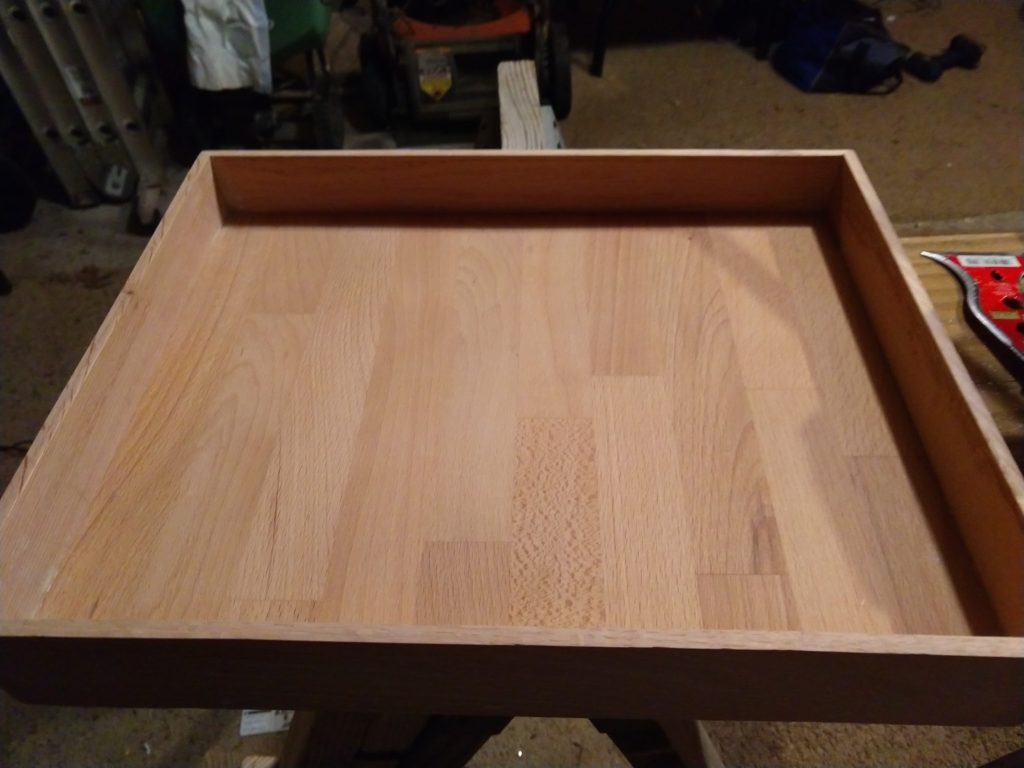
left=1, top=151, right=1021, bottom=726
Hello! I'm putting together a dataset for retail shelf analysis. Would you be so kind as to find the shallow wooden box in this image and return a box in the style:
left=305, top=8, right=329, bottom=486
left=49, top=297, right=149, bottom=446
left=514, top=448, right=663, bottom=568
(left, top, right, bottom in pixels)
left=1, top=151, right=1022, bottom=726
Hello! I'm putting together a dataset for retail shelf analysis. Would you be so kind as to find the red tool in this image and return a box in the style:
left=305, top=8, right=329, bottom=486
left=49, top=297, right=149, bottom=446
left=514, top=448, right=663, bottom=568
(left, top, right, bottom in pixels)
left=921, top=251, right=1024, bottom=385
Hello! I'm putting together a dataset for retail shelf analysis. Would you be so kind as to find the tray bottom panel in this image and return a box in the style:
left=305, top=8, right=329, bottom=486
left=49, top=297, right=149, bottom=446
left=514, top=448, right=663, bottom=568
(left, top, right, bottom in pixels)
left=19, top=214, right=999, bottom=636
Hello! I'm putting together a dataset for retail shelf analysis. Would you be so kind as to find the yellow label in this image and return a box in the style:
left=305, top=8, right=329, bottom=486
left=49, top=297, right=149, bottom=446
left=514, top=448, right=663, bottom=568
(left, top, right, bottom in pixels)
left=418, top=48, right=453, bottom=101
left=990, top=311, right=1020, bottom=320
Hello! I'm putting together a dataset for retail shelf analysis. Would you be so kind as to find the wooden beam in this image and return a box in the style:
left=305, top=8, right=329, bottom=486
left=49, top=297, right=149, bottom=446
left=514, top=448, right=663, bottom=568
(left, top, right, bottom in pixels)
left=498, top=60, right=564, bottom=149
left=594, top=718, right=723, bottom=768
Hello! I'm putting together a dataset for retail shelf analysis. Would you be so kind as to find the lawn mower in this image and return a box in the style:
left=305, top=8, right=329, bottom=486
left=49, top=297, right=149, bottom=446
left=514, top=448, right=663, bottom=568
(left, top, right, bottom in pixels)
left=359, top=0, right=571, bottom=127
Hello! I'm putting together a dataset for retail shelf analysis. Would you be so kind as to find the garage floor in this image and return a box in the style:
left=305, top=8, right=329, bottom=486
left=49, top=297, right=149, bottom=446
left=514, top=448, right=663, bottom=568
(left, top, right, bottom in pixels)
left=564, top=0, right=1024, bottom=231
left=1, top=0, right=1023, bottom=765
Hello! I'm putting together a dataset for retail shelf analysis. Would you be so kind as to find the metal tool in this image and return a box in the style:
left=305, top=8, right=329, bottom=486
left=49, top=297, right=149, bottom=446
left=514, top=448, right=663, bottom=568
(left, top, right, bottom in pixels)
left=921, top=250, right=1024, bottom=385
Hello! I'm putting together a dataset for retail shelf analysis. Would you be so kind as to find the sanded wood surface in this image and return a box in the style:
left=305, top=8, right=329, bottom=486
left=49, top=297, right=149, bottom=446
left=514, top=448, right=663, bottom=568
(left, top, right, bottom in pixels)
left=829, top=159, right=1024, bottom=635
left=1, top=152, right=1022, bottom=724
left=0, top=215, right=996, bottom=635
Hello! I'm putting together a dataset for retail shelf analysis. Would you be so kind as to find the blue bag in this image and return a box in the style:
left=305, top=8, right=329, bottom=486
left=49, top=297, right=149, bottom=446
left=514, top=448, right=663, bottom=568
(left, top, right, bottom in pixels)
left=772, top=2, right=908, bottom=93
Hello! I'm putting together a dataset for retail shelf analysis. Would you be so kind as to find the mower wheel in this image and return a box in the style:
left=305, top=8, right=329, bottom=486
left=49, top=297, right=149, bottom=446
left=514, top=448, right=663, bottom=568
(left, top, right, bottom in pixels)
left=359, top=34, right=392, bottom=129
left=313, top=78, right=346, bottom=148
left=548, top=23, right=572, bottom=120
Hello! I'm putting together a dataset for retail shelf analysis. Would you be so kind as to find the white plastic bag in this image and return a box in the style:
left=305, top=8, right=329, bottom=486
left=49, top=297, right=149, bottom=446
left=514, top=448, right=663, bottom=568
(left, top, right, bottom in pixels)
left=182, top=0, right=272, bottom=93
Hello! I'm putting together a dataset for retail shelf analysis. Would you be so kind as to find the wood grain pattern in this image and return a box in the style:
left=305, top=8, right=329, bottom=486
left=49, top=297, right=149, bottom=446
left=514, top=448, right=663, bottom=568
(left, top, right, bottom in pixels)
left=1, top=152, right=1022, bottom=725
left=0, top=155, right=223, bottom=618
left=211, top=152, right=844, bottom=215
left=706, top=226, right=815, bottom=390
left=416, top=542, right=511, bottom=626
left=696, top=575, right=798, bottom=632
left=588, top=237, right=665, bottom=375
left=770, top=224, right=900, bottom=456
left=830, top=158, right=1024, bottom=634
left=516, top=237, right=591, bottom=417
left=657, top=228, right=783, bottom=576
left=498, top=60, right=558, bottom=150
left=1, top=206, right=997, bottom=637
left=593, top=376, right=702, bottom=630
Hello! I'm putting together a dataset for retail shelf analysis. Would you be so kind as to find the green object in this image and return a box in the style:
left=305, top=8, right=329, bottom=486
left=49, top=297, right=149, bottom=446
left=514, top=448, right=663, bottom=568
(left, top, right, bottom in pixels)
left=137, top=0, right=331, bottom=64
left=137, top=0, right=186, bottom=60
left=265, top=0, right=332, bottom=61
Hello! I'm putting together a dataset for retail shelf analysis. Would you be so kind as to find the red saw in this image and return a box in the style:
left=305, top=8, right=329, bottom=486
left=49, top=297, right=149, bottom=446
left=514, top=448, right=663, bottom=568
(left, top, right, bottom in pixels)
left=921, top=250, right=1024, bottom=385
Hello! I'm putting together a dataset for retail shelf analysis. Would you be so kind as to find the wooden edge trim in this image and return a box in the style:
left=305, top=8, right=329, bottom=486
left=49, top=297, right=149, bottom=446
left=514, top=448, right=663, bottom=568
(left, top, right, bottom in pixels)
left=206, top=150, right=846, bottom=217
left=1, top=629, right=1021, bottom=724
left=207, top=148, right=851, bottom=160
left=0, top=155, right=222, bottom=529
left=2, top=619, right=1022, bottom=655
left=830, top=151, right=1024, bottom=635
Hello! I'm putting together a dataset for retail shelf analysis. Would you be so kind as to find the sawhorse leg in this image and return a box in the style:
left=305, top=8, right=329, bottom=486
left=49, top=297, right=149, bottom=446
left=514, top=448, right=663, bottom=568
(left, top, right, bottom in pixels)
left=280, top=711, right=510, bottom=768
left=980, top=745, right=1024, bottom=768
left=593, top=719, right=722, bottom=768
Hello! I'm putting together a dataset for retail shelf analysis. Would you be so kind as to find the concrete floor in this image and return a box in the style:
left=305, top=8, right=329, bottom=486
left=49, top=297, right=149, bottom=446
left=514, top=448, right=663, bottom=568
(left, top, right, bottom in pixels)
left=2, top=0, right=1024, bottom=765
left=563, top=0, right=1024, bottom=232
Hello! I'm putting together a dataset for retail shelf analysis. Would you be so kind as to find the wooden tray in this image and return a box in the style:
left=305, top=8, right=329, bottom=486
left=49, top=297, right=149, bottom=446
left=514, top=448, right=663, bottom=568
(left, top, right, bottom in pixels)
left=2, top=151, right=1022, bottom=726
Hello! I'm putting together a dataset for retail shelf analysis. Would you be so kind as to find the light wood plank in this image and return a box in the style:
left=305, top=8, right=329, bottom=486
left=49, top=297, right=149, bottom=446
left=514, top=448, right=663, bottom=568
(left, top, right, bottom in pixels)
left=770, top=223, right=902, bottom=455
left=849, top=456, right=997, bottom=635
left=593, top=377, right=702, bottom=630
left=498, top=60, right=554, bottom=150
left=315, top=240, right=452, bottom=624
left=516, top=236, right=591, bottom=417
left=697, top=575, right=798, bottom=631
left=706, top=225, right=815, bottom=390
left=588, top=232, right=666, bottom=375
left=661, top=226, right=786, bottom=575
left=226, top=601, right=317, bottom=623
left=38, top=228, right=277, bottom=621
left=747, top=389, right=906, bottom=634
left=134, top=312, right=316, bottom=622
left=425, top=228, right=521, bottom=542
left=0, top=157, right=222, bottom=616
left=230, top=227, right=394, bottom=607
left=416, top=542, right=511, bottom=626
